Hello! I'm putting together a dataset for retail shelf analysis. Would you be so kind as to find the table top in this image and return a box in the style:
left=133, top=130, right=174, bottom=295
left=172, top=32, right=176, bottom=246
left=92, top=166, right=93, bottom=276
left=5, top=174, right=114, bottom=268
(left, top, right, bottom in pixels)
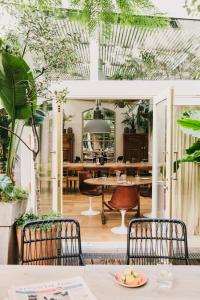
left=63, top=162, right=152, bottom=171
left=1, top=265, right=200, bottom=300
left=84, top=176, right=152, bottom=186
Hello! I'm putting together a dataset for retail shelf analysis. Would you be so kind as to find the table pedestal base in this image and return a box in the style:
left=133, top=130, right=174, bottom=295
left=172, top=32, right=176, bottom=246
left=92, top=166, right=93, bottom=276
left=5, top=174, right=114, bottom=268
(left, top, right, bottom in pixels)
left=81, top=210, right=100, bottom=216
left=111, top=226, right=127, bottom=235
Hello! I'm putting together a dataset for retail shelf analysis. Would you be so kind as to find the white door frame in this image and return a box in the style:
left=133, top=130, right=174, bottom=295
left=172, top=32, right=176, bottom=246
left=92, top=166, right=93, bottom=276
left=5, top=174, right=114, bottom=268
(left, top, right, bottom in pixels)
left=52, top=101, right=63, bottom=213
left=152, top=88, right=174, bottom=218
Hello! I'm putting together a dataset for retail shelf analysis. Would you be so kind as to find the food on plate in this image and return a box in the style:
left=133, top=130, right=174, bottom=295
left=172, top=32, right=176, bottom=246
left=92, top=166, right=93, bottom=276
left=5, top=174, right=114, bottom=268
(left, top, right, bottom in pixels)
left=118, top=269, right=143, bottom=285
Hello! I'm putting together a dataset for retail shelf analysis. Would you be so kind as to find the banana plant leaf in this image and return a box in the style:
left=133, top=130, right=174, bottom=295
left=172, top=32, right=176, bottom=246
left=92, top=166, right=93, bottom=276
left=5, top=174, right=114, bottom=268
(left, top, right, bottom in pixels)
left=0, top=51, right=37, bottom=120
left=177, top=111, right=200, bottom=138
left=177, top=118, right=200, bottom=130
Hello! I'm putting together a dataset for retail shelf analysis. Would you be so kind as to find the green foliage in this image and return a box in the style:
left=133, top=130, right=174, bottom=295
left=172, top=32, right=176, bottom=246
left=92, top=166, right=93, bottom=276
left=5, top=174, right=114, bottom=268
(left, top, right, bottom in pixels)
left=0, top=0, right=62, bottom=11
left=0, top=109, right=10, bottom=168
left=15, top=211, right=38, bottom=227
left=42, top=211, right=62, bottom=220
left=15, top=211, right=62, bottom=229
left=174, top=110, right=200, bottom=172
left=0, top=51, right=37, bottom=120
left=5, top=8, right=77, bottom=81
left=177, top=111, right=200, bottom=138
left=121, top=108, right=136, bottom=130
left=0, top=46, right=37, bottom=177
left=186, top=140, right=200, bottom=155
left=3, top=0, right=169, bottom=35
left=69, top=0, right=169, bottom=33
left=183, top=0, right=200, bottom=15
left=0, top=175, right=28, bottom=202
left=121, top=100, right=152, bottom=132
left=177, top=118, right=200, bottom=131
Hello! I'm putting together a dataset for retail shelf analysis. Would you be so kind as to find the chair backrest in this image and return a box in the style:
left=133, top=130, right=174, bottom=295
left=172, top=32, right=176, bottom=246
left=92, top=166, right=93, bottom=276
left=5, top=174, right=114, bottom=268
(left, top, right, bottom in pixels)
left=117, top=156, right=123, bottom=162
left=126, top=218, right=189, bottom=265
left=21, top=218, right=84, bottom=266
left=74, top=156, right=81, bottom=163
left=78, top=171, right=93, bottom=192
left=109, top=185, right=139, bottom=210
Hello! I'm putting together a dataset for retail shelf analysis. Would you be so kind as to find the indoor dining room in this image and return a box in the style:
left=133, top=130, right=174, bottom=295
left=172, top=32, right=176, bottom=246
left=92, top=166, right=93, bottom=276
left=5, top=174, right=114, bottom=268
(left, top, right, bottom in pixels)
left=39, top=99, right=153, bottom=243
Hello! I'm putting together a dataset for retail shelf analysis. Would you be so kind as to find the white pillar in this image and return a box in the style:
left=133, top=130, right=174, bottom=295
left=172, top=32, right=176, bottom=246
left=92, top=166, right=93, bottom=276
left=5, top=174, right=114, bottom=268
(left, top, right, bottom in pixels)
left=89, top=33, right=99, bottom=81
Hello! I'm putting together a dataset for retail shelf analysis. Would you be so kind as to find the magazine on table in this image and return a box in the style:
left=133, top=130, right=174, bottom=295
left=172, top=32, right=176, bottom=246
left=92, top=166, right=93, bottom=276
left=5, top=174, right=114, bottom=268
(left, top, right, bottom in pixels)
left=8, top=276, right=97, bottom=300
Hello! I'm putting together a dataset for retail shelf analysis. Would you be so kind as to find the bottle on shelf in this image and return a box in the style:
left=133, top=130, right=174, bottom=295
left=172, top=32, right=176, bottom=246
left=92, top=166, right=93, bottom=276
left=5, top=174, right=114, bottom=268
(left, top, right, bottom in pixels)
left=99, top=149, right=105, bottom=165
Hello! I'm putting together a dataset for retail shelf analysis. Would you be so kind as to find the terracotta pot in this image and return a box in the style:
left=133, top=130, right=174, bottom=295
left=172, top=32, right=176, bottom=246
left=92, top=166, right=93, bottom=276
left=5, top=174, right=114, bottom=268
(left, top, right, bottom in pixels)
left=16, top=225, right=57, bottom=265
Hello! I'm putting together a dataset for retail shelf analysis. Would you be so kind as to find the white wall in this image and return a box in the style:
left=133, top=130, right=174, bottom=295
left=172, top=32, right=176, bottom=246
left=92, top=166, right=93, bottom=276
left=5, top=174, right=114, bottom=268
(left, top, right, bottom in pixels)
left=20, top=127, right=36, bottom=212
left=51, top=80, right=200, bottom=99
left=63, top=100, right=127, bottom=160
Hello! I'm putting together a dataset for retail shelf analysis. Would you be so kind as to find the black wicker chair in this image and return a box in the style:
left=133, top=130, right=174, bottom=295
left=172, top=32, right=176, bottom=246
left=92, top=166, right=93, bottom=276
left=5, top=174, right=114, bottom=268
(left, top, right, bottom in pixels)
left=21, top=218, right=84, bottom=266
left=126, top=218, right=189, bottom=265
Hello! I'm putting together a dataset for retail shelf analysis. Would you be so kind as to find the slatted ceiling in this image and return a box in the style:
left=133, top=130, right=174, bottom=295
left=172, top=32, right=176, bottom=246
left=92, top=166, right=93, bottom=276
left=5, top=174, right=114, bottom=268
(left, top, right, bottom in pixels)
left=34, top=16, right=200, bottom=80
left=99, top=20, right=200, bottom=79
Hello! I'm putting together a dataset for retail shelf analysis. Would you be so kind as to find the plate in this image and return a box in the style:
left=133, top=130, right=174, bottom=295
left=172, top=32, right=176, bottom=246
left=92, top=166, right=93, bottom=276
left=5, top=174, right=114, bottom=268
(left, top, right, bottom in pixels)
left=114, top=272, right=148, bottom=288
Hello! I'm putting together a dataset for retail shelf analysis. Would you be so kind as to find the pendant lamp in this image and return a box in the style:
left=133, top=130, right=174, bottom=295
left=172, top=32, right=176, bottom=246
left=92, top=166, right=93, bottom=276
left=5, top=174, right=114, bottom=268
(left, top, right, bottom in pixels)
left=84, top=101, right=110, bottom=133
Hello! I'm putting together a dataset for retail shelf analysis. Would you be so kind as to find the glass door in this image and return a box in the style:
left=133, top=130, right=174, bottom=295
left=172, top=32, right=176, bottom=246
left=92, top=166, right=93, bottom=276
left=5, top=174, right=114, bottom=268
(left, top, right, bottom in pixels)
left=52, top=100, right=63, bottom=213
left=172, top=97, right=200, bottom=237
left=152, top=89, right=174, bottom=218
left=38, top=104, right=54, bottom=214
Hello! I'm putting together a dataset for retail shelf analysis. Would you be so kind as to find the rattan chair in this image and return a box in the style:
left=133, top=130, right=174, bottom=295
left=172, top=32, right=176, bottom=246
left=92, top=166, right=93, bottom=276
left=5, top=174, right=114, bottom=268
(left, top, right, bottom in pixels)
left=21, top=218, right=84, bottom=265
left=126, top=218, right=189, bottom=265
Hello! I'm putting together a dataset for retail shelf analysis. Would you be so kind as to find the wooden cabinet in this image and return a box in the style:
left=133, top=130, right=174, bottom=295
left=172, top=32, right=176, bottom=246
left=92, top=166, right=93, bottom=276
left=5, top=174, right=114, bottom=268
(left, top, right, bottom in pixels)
left=123, top=133, right=148, bottom=162
left=63, top=133, right=74, bottom=162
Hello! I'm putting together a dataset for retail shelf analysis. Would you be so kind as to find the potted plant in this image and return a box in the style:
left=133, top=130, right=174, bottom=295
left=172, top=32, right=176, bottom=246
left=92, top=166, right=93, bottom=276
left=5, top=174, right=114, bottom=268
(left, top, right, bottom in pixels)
left=121, top=108, right=136, bottom=133
left=0, top=175, right=28, bottom=264
left=15, top=211, right=61, bottom=264
left=121, top=100, right=152, bottom=134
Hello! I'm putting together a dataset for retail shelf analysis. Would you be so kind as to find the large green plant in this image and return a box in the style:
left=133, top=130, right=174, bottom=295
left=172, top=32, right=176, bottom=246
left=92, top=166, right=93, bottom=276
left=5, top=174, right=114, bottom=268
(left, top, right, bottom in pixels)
left=175, top=111, right=200, bottom=171
left=121, top=100, right=152, bottom=132
left=0, top=175, right=28, bottom=202
left=0, top=44, right=37, bottom=178
left=0, top=0, right=169, bottom=35
left=0, top=109, right=10, bottom=171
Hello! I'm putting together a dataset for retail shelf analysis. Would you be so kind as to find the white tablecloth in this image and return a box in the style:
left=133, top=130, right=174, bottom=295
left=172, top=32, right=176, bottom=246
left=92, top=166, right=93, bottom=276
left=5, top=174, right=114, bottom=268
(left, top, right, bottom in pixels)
left=1, top=264, right=200, bottom=299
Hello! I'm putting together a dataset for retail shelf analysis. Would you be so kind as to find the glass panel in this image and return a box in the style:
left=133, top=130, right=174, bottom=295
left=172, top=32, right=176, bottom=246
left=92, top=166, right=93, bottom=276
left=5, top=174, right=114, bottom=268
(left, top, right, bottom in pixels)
left=82, top=108, right=115, bottom=161
left=153, top=99, right=167, bottom=217
left=172, top=105, right=200, bottom=235
left=38, top=106, right=53, bottom=214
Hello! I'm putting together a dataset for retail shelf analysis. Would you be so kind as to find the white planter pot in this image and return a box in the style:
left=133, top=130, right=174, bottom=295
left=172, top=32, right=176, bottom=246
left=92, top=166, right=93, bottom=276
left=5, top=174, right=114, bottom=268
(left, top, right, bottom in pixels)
left=0, top=200, right=27, bottom=226
left=0, top=199, right=27, bottom=264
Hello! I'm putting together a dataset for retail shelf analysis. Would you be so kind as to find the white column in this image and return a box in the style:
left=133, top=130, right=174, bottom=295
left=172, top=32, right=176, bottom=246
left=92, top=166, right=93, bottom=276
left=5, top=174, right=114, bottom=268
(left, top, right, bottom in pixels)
left=89, top=33, right=99, bottom=81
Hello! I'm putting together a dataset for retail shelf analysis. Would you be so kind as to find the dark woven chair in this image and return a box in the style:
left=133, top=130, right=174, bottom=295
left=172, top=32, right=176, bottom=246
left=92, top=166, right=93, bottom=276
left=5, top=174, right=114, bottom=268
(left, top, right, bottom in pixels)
left=21, top=218, right=84, bottom=266
left=126, top=218, right=189, bottom=265
left=79, top=171, right=103, bottom=216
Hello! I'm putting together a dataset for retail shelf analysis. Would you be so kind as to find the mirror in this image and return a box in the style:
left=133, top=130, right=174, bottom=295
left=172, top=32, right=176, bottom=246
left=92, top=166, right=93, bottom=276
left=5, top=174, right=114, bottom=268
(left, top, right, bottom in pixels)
left=82, top=108, right=115, bottom=161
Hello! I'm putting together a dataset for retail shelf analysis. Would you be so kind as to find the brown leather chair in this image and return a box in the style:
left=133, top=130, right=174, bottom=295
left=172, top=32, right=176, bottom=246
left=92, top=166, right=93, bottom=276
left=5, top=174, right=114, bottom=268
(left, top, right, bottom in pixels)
left=108, top=185, right=140, bottom=234
left=79, top=171, right=103, bottom=216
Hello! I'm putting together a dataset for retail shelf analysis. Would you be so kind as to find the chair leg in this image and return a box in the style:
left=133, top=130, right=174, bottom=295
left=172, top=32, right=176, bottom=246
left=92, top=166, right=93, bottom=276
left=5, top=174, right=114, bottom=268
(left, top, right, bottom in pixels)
left=101, top=193, right=106, bottom=224
left=81, top=197, right=100, bottom=216
left=111, top=209, right=127, bottom=235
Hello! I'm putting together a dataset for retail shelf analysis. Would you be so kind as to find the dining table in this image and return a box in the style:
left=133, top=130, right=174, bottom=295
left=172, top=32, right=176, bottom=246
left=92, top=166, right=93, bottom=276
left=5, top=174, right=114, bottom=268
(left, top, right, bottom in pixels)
left=84, top=176, right=152, bottom=224
left=1, top=264, right=200, bottom=300
left=63, top=162, right=152, bottom=176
